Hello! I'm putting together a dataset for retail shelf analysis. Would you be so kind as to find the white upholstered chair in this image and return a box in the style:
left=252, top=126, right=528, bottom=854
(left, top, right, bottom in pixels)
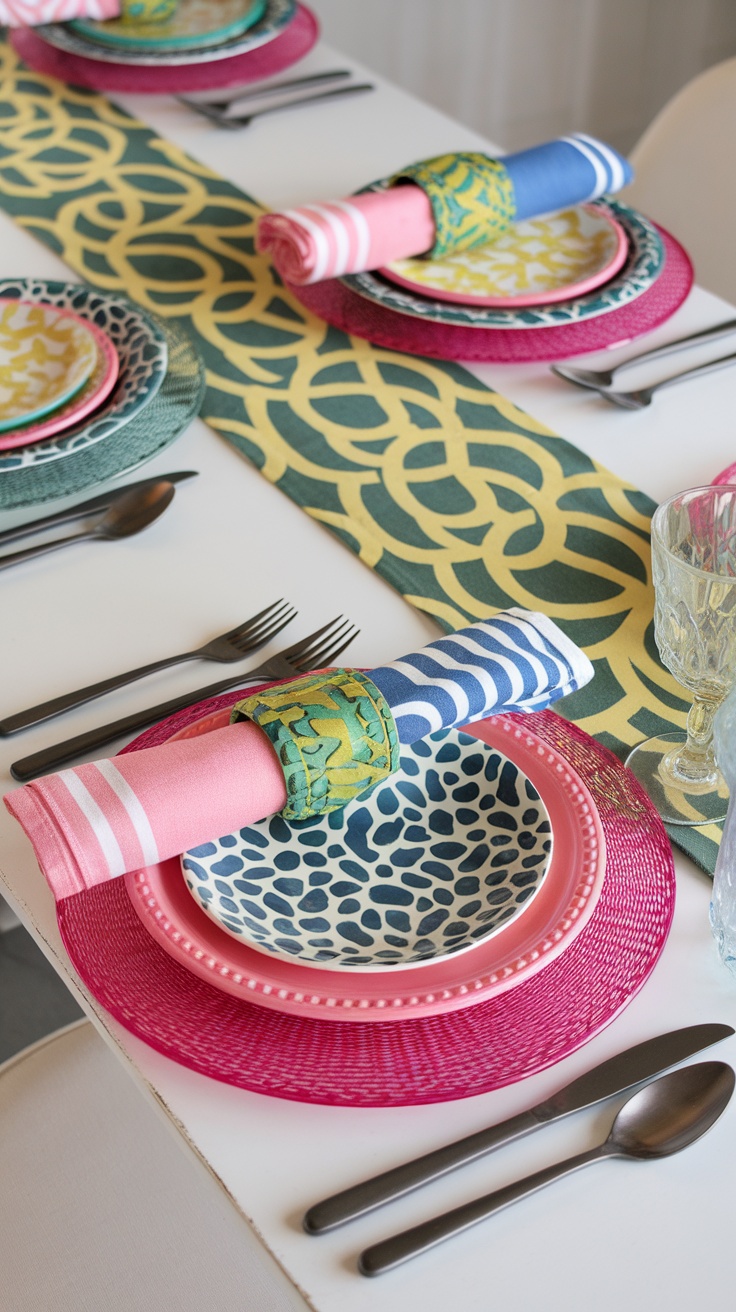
left=0, top=1020, right=309, bottom=1312
left=623, top=56, right=736, bottom=304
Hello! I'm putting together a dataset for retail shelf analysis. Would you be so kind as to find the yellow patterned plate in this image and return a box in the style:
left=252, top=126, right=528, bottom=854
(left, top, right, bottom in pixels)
left=71, top=0, right=268, bottom=52
left=380, top=204, right=629, bottom=308
left=0, top=299, right=100, bottom=434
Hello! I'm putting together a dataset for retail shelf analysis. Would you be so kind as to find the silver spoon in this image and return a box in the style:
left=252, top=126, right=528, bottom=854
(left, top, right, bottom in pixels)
left=573, top=348, right=736, bottom=410
left=0, top=479, right=175, bottom=572
left=551, top=317, right=736, bottom=390
left=359, top=1060, right=735, bottom=1276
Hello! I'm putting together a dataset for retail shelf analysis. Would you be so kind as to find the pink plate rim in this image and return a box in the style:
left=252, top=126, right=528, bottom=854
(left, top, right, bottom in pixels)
left=379, top=204, right=630, bottom=309
left=124, top=706, right=606, bottom=1020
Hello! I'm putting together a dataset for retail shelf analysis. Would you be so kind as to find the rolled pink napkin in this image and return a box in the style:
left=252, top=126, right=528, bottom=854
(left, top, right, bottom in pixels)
left=6, top=721, right=286, bottom=901
left=0, top=0, right=120, bottom=22
left=256, top=188, right=436, bottom=287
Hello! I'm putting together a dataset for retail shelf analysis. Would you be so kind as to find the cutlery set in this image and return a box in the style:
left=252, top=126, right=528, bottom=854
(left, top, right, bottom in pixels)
left=303, top=1023, right=735, bottom=1275
left=552, top=317, right=736, bottom=406
left=7, top=614, right=359, bottom=781
left=1, top=466, right=359, bottom=778
left=179, top=69, right=375, bottom=129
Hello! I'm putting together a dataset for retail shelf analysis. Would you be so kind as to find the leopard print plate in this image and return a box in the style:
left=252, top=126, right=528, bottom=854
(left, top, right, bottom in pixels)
left=182, top=727, right=553, bottom=970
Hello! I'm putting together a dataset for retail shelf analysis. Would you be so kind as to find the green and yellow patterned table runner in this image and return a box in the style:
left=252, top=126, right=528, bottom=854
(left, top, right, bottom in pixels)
left=0, top=40, right=718, bottom=871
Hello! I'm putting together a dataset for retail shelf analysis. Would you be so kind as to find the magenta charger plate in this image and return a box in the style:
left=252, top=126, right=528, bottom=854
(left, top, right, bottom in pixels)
left=56, top=697, right=675, bottom=1107
left=288, top=225, right=693, bottom=364
left=11, top=4, right=318, bottom=95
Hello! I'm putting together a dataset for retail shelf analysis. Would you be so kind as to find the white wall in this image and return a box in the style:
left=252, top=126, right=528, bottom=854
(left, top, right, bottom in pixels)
left=308, top=0, right=736, bottom=152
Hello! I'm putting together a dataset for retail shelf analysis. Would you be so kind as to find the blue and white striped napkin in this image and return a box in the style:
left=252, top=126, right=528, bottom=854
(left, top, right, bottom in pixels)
left=370, top=609, right=593, bottom=742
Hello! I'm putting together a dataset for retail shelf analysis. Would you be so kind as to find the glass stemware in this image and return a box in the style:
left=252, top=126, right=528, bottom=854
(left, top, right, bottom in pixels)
left=626, top=484, right=736, bottom=825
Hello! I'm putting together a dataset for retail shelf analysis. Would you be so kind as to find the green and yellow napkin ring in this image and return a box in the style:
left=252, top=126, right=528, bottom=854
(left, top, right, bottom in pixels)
left=391, top=152, right=516, bottom=258
left=232, top=669, right=400, bottom=821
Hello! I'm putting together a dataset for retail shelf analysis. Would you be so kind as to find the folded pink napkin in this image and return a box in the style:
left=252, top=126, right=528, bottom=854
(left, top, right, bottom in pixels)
left=0, top=0, right=120, bottom=22
left=6, top=721, right=286, bottom=901
left=256, top=188, right=436, bottom=287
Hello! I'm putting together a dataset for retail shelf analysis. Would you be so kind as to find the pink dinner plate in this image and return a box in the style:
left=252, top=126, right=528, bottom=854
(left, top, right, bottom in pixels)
left=0, top=319, right=119, bottom=452
left=56, top=695, right=676, bottom=1106
left=11, top=5, right=318, bottom=96
left=288, top=225, right=694, bottom=363
left=124, top=705, right=605, bottom=1019
left=379, top=204, right=630, bottom=309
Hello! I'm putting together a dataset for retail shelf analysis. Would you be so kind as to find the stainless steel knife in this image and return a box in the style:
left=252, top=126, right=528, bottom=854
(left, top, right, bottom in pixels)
left=0, top=470, right=198, bottom=550
left=303, top=1022, right=734, bottom=1233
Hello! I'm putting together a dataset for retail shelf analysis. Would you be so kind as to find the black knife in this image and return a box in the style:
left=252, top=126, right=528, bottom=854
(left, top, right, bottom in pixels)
left=303, top=1022, right=734, bottom=1233
left=0, top=471, right=198, bottom=549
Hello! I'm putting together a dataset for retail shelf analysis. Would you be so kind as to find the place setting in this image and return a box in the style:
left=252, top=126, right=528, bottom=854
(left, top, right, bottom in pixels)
left=256, top=131, right=695, bottom=364
left=0, top=278, right=204, bottom=513
left=10, top=0, right=321, bottom=96
left=1, top=607, right=678, bottom=1114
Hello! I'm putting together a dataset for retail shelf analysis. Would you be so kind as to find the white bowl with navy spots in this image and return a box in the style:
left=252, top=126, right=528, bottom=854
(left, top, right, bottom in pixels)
left=181, top=728, right=553, bottom=971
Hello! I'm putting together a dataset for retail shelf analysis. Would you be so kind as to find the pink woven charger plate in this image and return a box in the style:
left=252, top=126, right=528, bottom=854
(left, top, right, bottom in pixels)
left=11, top=5, right=318, bottom=95
left=288, top=226, right=693, bottom=363
left=56, top=699, right=676, bottom=1107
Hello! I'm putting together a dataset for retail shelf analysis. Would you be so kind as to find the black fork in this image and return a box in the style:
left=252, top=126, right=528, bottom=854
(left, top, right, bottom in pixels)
left=0, top=600, right=297, bottom=736
left=10, top=617, right=360, bottom=782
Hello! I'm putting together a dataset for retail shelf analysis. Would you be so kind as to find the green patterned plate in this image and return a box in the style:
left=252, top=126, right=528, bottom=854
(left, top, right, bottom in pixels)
left=0, top=314, right=204, bottom=511
left=71, top=0, right=268, bottom=53
left=343, top=198, right=665, bottom=329
left=0, top=281, right=168, bottom=474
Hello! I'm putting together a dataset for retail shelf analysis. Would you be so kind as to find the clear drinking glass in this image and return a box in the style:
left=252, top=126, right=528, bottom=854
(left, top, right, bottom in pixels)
left=626, top=485, right=736, bottom=826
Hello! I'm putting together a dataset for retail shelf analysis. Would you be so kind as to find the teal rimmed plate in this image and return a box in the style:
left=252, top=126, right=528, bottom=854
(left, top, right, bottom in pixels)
left=0, top=281, right=167, bottom=476
left=71, top=0, right=268, bottom=53
left=39, top=0, right=295, bottom=66
left=342, top=199, right=665, bottom=329
left=0, top=312, right=204, bottom=511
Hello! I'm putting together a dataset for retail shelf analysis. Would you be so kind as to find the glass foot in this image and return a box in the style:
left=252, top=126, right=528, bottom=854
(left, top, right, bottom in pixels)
left=626, top=730, right=729, bottom=826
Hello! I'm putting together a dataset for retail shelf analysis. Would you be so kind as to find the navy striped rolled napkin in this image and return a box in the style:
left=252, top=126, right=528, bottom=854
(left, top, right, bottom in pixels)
left=5, top=610, right=593, bottom=902
left=370, top=608, right=592, bottom=741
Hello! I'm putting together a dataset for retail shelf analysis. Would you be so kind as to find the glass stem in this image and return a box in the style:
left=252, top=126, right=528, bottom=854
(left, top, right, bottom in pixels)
left=676, top=694, right=721, bottom=785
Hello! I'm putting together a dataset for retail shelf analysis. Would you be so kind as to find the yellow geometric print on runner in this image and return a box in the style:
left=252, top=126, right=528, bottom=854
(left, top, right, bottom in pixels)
left=0, top=42, right=717, bottom=865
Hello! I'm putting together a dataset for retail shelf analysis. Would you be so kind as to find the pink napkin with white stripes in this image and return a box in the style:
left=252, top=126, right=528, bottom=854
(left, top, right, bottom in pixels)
left=0, top=0, right=120, bottom=23
left=6, top=721, right=286, bottom=903
left=256, top=187, right=436, bottom=287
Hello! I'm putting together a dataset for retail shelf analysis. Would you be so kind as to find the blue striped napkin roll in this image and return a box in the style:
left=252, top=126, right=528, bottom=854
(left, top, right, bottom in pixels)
left=369, top=608, right=594, bottom=742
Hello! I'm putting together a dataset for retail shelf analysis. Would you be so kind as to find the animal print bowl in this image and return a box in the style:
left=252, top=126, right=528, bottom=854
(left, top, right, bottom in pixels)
left=181, top=727, right=554, bottom=970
